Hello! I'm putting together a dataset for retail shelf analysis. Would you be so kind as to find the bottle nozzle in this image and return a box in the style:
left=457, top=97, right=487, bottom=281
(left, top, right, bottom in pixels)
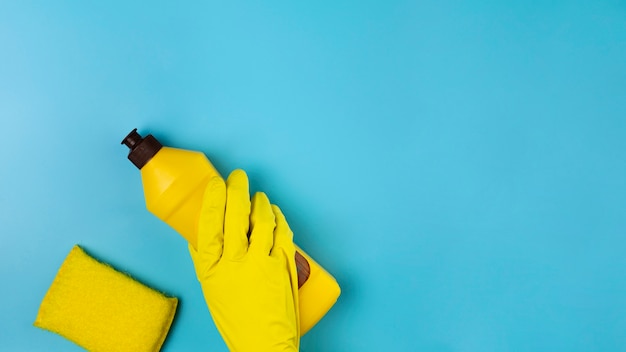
left=121, top=128, right=163, bottom=169
left=121, top=128, right=143, bottom=150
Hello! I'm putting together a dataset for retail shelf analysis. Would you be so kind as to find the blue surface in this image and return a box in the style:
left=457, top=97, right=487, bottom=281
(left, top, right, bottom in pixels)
left=1, top=1, right=625, bottom=351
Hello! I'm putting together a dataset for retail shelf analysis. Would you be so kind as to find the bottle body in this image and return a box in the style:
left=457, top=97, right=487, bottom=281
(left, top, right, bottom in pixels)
left=141, top=147, right=217, bottom=247
left=140, top=146, right=340, bottom=334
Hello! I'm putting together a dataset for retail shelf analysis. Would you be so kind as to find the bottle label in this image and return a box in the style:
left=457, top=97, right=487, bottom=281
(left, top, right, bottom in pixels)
left=295, top=252, right=311, bottom=288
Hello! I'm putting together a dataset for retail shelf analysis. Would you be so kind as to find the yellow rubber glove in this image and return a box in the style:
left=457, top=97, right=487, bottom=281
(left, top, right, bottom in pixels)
left=189, top=169, right=300, bottom=352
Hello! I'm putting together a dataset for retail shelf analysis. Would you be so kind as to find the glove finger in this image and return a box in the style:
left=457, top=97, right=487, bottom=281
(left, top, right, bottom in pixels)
left=270, top=204, right=295, bottom=259
left=223, top=169, right=251, bottom=259
left=248, top=192, right=276, bottom=257
left=192, top=176, right=227, bottom=274
left=270, top=204, right=300, bottom=337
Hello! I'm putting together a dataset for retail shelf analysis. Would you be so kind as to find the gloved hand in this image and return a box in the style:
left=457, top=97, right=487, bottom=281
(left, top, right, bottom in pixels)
left=189, top=169, right=300, bottom=352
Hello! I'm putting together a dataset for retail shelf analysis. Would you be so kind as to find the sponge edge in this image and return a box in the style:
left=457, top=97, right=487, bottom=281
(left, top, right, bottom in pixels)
left=34, top=245, right=178, bottom=352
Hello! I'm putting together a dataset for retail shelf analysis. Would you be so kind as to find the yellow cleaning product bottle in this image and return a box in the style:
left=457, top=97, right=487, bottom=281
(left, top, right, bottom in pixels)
left=121, top=129, right=340, bottom=334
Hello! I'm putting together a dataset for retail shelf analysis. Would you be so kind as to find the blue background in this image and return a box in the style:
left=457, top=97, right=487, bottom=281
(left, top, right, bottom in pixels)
left=1, top=1, right=625, bottom=351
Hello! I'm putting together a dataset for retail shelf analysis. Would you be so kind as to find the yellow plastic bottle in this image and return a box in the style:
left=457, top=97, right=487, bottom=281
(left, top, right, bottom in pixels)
left=121, top=129, right=340, bottom=335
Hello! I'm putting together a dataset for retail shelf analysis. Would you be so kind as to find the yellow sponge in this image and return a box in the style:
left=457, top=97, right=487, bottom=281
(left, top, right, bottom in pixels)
left=34, top=245, right=178, bottom=352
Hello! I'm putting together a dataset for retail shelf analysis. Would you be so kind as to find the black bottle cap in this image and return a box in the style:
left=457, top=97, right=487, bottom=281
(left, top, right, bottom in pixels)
left=121, top=128, right=163, bottom=169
